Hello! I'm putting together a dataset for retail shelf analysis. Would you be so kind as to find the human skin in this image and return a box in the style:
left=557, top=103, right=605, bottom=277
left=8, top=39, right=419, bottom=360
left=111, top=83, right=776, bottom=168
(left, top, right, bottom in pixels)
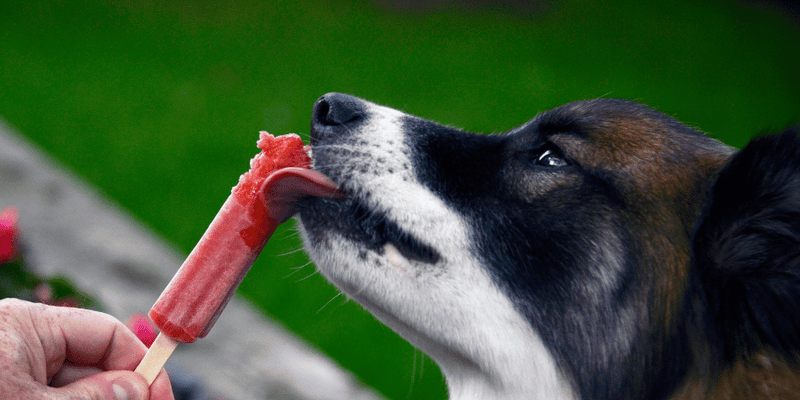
left=0, top=298, right=174, bottom=400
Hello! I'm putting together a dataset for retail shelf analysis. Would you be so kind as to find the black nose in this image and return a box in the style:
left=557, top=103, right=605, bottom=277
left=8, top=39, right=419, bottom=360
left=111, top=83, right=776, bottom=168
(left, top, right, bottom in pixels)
left=312, top=92, right=365, bottom=127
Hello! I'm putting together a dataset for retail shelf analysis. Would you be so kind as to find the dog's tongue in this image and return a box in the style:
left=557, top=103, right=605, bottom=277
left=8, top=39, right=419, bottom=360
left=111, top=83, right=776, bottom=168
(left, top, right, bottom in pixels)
left=261, top=167, right=342, bottom=223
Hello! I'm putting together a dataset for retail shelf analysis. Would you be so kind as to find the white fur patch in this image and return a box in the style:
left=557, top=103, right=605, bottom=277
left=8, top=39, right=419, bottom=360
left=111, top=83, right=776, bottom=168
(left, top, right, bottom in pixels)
left=300, top=99, right=576, bottom=399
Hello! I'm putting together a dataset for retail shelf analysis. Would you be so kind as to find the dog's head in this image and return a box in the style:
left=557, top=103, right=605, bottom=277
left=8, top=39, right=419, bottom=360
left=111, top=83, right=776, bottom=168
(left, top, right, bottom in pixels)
left=297, top=93, right=800, bottom=399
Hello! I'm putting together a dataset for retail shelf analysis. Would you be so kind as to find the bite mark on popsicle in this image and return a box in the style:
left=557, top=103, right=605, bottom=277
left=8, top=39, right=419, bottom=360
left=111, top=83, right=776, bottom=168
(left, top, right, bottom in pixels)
left=136, top=132, right=340, bottom=384
left=232, top=133, right=311, bottom=249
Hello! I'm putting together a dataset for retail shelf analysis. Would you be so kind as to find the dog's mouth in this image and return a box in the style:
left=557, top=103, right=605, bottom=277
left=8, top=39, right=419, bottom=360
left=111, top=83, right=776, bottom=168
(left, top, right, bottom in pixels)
left=299, top=193, right=441, bottom=265
left=264, top=151, right=440, bottom=265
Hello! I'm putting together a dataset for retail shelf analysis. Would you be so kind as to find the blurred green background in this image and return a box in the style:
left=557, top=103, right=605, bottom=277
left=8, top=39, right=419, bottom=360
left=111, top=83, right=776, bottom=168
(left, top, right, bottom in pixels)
left=1, top=0, right=798, bottom=398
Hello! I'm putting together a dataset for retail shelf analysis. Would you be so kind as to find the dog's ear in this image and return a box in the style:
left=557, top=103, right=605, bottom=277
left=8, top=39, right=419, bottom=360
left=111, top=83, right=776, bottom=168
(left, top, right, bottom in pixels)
left=692, top=126, right=800, bottom=363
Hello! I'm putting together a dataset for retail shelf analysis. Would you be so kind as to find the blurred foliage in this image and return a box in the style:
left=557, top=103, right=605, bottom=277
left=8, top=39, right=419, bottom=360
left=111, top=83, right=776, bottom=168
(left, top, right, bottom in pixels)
left=1, top=251, right=104, bottom=311
left=0, top=0, right=798, bottom=398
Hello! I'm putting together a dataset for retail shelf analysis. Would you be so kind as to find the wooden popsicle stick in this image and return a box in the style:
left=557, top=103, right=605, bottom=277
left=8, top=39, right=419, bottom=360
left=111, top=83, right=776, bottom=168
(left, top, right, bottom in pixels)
left=134, top=332, right=179, bottom=385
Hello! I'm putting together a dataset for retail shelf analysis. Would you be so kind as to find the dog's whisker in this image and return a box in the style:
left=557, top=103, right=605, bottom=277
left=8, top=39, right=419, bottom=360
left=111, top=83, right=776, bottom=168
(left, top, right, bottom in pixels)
left=295, top=268, right=320, bottom=282
left=281, top=228, right=305, bottom=239
left=290, top=260, right=314, bottom=271
left=282, top=260, right=315, bottom=279
left=311, top=144, right=359, bottom=152
left=312, top=163, right=351, bottom=172
left=275, top=246, right=307, bottom=257
left=406, top=349, right=419, bottom=398
left=316, top=292, right=346, bottom=314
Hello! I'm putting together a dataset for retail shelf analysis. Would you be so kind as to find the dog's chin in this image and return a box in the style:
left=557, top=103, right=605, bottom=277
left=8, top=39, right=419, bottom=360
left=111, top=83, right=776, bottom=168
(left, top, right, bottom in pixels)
left=299, top=233, right=483, bottom=379
left=334, top=242, right=478, bottom=367
left=298, top=197, right=574, bottom=399
left=296, top=196, right=453, bottom=357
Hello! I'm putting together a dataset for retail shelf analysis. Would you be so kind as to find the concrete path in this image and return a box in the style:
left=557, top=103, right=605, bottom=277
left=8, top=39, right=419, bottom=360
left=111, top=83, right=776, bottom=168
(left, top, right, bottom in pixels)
left=0, top=118, right=382, bottom=400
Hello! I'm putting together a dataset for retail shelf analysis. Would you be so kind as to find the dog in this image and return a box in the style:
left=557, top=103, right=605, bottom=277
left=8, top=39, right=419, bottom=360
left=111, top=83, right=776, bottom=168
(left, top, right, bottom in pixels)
left=296, top=93, right=800, bottom=400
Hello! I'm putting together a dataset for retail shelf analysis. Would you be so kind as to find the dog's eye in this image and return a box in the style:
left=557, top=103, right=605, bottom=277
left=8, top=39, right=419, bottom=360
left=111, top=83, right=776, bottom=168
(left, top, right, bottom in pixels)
left=534, top=148, right=568, bottom=168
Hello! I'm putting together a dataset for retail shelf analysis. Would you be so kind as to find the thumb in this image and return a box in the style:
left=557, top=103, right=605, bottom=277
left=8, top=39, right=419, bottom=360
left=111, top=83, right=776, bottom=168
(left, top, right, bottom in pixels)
left=52, top=371, right=149, bottom=400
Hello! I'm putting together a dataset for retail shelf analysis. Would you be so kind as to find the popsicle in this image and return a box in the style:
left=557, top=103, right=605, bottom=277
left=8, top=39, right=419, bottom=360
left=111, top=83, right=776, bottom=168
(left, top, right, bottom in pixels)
left=135, top=132, right=340, bottom=384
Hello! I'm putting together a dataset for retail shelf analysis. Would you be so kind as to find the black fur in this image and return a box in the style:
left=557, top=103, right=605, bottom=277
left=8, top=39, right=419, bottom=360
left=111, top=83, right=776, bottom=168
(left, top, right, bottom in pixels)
left=403, top=113, right=800, bottom=398
left=302, top=92, right=800, bottom=399
left=691, top=126, right=800, bottom=366
left=408, top=102, right=702, bottom=400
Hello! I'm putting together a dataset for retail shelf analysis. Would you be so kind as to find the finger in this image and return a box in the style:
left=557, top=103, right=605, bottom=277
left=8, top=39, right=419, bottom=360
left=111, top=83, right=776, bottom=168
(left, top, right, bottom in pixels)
left=0, top=298, right=51, bottom=383
left=49, top=363, right=175, bottom=400
left=148, top=369, right=176, bottom=400
left=49, top=363, right=102, bottom=387
left=35, top=303, right=174, bottom=399
left=0, top=300, right=172, bottom=399
left=48, top=370, right=148, bottom=400
left=34, top=304, right=149, bottom=375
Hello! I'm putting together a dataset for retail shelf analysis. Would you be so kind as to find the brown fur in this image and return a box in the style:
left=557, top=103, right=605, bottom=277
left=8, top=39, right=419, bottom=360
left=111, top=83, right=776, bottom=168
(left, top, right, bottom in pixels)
left=550, top=106, right=734, bottom=336
left=304, top=93, right=800, bottom=399
left=673, top=351, right=800, bottom=400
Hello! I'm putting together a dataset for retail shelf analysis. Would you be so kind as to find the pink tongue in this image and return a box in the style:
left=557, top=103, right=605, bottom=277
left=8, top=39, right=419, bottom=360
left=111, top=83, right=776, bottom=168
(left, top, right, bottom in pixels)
left=260, top=167, right=342, bottom=223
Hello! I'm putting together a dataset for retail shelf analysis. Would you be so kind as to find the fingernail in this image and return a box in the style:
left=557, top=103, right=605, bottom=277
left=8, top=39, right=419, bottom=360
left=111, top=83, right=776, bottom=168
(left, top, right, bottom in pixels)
left=112, top=383, right=129, bottom=400
left=112, top=379, right=144, bottom=400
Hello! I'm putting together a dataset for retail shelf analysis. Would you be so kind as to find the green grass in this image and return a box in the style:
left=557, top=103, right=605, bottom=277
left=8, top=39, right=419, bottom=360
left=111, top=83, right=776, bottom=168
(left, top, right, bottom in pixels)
left=1, top=0, right=798, bottom=398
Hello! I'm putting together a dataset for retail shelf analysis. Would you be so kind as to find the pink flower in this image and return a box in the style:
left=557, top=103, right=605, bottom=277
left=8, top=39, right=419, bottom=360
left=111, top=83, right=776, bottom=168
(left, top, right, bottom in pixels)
left=127, top=313, right=158, bottom=347
left=0, top=206, right=19, bottom=264
left=52, top=297, right=80, bottom=308
left=33, top=283, right=53, bottom=304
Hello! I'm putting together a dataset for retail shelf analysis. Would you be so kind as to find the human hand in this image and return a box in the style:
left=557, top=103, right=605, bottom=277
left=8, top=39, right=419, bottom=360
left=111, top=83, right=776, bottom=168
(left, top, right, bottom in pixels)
left=0, top=298, right=174, bottom=400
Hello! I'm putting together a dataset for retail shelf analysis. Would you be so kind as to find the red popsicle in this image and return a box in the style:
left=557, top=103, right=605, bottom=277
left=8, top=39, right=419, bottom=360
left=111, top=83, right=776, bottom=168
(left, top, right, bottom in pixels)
left=135, top=132, right=340, bottom=384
